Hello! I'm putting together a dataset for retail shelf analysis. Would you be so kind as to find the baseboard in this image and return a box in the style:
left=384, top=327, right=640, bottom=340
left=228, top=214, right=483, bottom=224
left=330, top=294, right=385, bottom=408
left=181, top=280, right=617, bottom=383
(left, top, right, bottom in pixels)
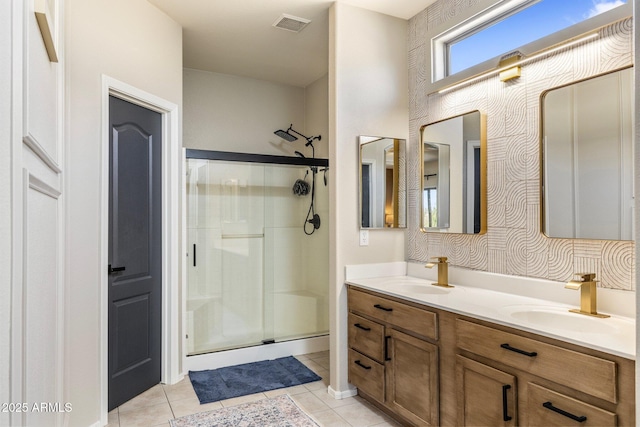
left=328, top=385, right=358, bottom=400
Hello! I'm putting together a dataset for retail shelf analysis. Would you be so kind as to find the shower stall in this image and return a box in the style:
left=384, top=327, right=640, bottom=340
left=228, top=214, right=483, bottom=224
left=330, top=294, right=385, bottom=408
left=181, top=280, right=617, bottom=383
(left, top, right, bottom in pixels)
left=185, top=150, right=329, bottom=360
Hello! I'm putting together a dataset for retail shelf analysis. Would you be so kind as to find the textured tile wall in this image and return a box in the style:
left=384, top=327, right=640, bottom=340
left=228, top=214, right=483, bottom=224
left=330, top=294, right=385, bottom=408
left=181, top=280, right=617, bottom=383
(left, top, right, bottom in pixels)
left=408, top=4, right=634, bottom=290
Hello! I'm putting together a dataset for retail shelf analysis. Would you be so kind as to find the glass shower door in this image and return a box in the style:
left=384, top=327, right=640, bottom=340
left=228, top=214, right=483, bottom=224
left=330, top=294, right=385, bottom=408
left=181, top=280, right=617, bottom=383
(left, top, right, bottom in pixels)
left=186, top=156, right=329, bottom=356
left=186, top=159, right=267, bottom=354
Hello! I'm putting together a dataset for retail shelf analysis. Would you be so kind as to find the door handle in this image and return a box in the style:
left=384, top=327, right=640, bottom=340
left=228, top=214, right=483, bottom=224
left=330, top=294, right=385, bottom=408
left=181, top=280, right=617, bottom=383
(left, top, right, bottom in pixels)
left=502, top=385, right=513, bottom=422
left=384, top=336, right=391, bottom=361
left=193, top=243, right=197, bottom=267
left=108, top=264, right=126, bottom=274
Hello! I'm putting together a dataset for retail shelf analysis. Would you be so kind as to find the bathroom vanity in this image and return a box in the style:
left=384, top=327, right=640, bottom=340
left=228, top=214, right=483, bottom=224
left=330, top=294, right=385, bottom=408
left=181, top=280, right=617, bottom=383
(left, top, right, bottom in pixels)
left=346, top=275, right=635, bottom=426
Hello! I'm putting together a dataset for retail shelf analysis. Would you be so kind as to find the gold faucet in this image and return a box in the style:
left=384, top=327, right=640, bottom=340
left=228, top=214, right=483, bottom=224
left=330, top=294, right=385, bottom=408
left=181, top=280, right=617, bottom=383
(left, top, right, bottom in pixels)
left=424, top=256, right=453, bottom=288
left=565, top=273, right=609, bottom=318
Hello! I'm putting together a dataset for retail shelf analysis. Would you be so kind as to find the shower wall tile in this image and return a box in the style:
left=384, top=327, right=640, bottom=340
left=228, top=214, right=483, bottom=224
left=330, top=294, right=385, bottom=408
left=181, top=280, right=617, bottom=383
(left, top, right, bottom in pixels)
left=408, top=4, right=634, bottom=289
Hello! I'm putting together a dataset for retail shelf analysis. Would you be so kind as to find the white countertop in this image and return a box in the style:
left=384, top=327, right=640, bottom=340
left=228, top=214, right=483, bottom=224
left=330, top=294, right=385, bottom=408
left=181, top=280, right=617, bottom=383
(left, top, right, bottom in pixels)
left=346, top=270, right=635, bottom=360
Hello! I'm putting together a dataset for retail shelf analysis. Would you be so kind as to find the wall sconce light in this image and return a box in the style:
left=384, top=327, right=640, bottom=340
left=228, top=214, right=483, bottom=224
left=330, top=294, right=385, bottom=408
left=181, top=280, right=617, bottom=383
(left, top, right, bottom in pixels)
left=438, top=33, right=598, bottom=94
left=498, top=55, right=522, bottom=82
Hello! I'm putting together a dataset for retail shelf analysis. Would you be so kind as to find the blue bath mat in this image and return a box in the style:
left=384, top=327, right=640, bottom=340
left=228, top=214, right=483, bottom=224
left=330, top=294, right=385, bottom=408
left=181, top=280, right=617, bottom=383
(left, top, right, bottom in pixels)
left=189, top=356, right=322, bottom=404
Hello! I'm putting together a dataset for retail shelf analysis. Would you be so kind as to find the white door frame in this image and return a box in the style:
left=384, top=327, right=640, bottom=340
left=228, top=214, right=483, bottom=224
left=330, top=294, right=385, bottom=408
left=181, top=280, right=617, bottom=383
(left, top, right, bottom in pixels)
left=100, top=75, right=182, bottom=424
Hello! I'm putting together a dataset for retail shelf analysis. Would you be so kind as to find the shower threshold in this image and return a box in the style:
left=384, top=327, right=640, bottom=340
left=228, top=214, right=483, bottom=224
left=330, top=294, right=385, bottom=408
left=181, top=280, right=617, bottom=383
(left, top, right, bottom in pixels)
left=187, top=332, right=329, bottom=357
left=184, top=334, right=329, bottom=372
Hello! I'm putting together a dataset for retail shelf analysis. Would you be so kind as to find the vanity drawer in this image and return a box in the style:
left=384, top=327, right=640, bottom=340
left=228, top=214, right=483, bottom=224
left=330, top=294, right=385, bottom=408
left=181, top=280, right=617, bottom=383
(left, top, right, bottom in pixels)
left=348, top=288, right=438, bottom=340
left=349, top=348, right=385, bottom=404
left=348, top=313, right=385, bottom=362
left=526, top=383, right=616, bottom=426
left=456, top=319, right=616, bottom=403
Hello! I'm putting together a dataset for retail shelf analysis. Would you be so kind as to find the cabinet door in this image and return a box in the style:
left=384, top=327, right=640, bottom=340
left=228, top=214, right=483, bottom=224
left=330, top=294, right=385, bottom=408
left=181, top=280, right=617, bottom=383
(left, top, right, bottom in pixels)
left=456, top=355, right=517, bottom=426
left=386, top=329, right=439, bottom=426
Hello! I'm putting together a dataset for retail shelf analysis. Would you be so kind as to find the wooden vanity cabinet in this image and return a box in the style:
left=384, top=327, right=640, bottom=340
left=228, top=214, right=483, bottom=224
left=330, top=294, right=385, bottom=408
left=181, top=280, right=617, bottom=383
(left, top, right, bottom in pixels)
left=347, top=287, right=439, bottom=426
left=347, top=285, right=635, bottom=427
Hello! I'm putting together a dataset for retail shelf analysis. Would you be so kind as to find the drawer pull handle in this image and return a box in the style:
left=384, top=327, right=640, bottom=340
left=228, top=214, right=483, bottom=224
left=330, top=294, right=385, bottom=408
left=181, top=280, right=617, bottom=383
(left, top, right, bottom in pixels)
left=374, top=304, right=393, bottom=312
left=354, top=360, right=371, bottom=370
left=502, top=385, right=513, bottom=422
left=542, top=402, right=587, bottom=423
left=354, top=323, right=371, bottom=331
left=500, top=343, right=537, bottom=357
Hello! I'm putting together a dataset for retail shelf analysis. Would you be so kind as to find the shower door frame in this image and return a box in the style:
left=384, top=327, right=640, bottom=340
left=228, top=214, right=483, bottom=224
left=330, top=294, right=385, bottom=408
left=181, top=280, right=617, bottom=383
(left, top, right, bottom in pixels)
left=186, top=149, right=329, bottom=168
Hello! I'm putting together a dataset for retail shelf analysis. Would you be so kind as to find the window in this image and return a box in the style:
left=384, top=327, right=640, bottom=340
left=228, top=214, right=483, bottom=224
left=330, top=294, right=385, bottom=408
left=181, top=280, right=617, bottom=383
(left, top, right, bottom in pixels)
left=423, top=188, right=438, bottom=228
left=448, top=0, right=627, bottom=76
left=430, top=0, right=630, bottom=86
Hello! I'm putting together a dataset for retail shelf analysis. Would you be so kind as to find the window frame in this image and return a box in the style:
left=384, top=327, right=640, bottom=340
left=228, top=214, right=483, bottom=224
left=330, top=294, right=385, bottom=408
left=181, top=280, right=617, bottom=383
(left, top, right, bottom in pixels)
left=425, top=0, right=632, bottom=94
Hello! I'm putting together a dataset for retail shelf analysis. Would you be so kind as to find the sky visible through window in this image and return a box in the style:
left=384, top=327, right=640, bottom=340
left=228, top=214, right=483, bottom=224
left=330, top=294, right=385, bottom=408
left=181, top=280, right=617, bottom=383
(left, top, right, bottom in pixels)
left=448, top=0, right=627, bottom=75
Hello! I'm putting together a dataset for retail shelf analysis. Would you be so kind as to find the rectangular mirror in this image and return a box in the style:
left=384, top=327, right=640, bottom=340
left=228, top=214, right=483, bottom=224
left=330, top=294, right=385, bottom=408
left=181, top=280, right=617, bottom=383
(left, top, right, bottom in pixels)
left=359, top=136, right=406, bottom=229
left=542, top=67, right=633, bottom=240
left=420, top=111, right=486, bottom=234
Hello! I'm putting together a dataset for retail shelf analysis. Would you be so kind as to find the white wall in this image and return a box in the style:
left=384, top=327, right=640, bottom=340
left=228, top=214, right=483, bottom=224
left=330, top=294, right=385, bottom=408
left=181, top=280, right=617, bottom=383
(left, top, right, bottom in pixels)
left=184, top=69, right=309, bottom=156
left=329, top=3, right=408, bottom=395
left=65, top=1, right=182, bottom=425
left=305, top=74, right=329, bottom=159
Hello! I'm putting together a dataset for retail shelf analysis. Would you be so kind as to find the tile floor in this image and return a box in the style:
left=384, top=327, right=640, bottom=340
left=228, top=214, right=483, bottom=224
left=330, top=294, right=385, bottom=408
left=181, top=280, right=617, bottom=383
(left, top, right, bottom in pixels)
left=107, top=351, right=402, bottom=427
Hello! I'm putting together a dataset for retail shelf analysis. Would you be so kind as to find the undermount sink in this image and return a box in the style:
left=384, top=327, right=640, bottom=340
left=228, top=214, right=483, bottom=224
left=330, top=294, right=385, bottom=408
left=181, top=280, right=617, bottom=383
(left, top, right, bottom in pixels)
left=499, top=305, right=632, bottom=335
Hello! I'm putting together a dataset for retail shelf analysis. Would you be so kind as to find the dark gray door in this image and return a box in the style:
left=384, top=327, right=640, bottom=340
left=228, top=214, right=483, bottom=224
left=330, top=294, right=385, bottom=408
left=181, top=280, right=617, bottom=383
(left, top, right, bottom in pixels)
left=108, top=95, right=162, bottom=410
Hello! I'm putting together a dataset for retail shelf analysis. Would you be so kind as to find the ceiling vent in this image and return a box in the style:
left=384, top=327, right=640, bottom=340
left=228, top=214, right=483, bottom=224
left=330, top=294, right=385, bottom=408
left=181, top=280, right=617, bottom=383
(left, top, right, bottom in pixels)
left=272, top=14, right=311, bottom=33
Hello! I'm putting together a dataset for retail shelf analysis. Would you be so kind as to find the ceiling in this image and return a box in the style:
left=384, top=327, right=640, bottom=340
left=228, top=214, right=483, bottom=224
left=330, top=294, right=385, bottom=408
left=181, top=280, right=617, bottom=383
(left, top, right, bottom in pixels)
left=148, top=0, right=437, bottom=87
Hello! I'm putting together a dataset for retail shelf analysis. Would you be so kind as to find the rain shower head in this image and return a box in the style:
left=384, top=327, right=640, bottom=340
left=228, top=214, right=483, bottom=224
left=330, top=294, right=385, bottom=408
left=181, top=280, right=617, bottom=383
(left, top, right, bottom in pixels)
left=274, top=124, right=321, bottom=147
left=274, top=126, right=298, bottom=142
